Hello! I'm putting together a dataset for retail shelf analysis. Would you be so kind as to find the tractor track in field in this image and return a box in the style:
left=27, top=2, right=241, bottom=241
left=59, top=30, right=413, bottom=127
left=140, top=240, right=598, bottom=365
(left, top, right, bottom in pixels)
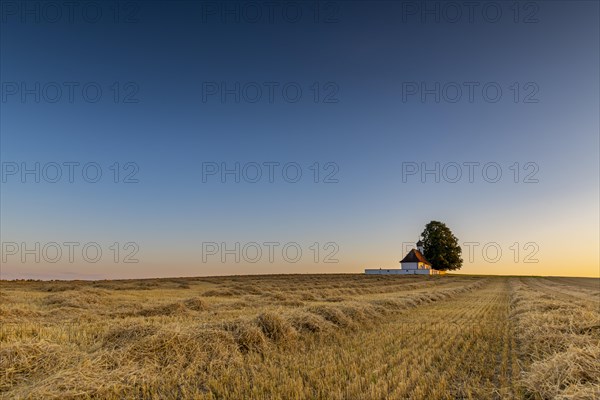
left=359, top=278, right=518, bottom=399
left=234, top=278, right=518, bottom=399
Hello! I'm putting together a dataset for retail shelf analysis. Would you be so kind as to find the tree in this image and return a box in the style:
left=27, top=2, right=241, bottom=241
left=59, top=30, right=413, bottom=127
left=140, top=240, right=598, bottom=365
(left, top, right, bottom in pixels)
left=420, top=221, right=463, bottom=271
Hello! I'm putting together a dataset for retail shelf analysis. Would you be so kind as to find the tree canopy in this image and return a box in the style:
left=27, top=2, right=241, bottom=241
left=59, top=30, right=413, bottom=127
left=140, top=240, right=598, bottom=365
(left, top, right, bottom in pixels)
left=420, top=221, right=463, bottom=271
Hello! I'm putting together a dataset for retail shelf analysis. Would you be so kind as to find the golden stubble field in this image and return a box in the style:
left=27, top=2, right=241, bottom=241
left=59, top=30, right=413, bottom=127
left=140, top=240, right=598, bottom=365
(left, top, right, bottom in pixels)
left=1, top=274, right=598, bottom=399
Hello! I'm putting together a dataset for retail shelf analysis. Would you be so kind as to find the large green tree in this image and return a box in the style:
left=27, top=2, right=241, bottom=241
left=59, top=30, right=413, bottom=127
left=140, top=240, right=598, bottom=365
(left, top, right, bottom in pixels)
left=420, top=221, right=463, bottom=271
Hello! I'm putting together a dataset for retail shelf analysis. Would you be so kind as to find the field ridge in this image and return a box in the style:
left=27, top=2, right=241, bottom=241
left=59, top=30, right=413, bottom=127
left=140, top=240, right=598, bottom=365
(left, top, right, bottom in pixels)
left=1, top=275, right=598, bottom=399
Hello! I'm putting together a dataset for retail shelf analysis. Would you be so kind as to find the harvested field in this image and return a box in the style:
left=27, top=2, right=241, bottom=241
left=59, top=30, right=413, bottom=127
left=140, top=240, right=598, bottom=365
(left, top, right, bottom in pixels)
left=0, top=275, right=598, bottom=399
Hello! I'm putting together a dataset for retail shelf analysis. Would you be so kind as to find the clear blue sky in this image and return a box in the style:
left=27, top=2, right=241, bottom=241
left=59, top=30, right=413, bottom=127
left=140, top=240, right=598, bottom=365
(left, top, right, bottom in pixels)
left=1, top=1, right=598, bottom=279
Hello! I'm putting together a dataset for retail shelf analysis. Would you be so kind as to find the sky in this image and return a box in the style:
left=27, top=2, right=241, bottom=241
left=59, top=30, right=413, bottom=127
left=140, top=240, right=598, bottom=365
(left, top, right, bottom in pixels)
left=1, top=0, right=599, bottom=279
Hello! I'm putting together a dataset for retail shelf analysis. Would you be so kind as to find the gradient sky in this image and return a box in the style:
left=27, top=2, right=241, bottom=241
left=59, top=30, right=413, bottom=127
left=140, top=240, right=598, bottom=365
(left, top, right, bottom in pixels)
left=1, top=0, right=598, bottom=279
